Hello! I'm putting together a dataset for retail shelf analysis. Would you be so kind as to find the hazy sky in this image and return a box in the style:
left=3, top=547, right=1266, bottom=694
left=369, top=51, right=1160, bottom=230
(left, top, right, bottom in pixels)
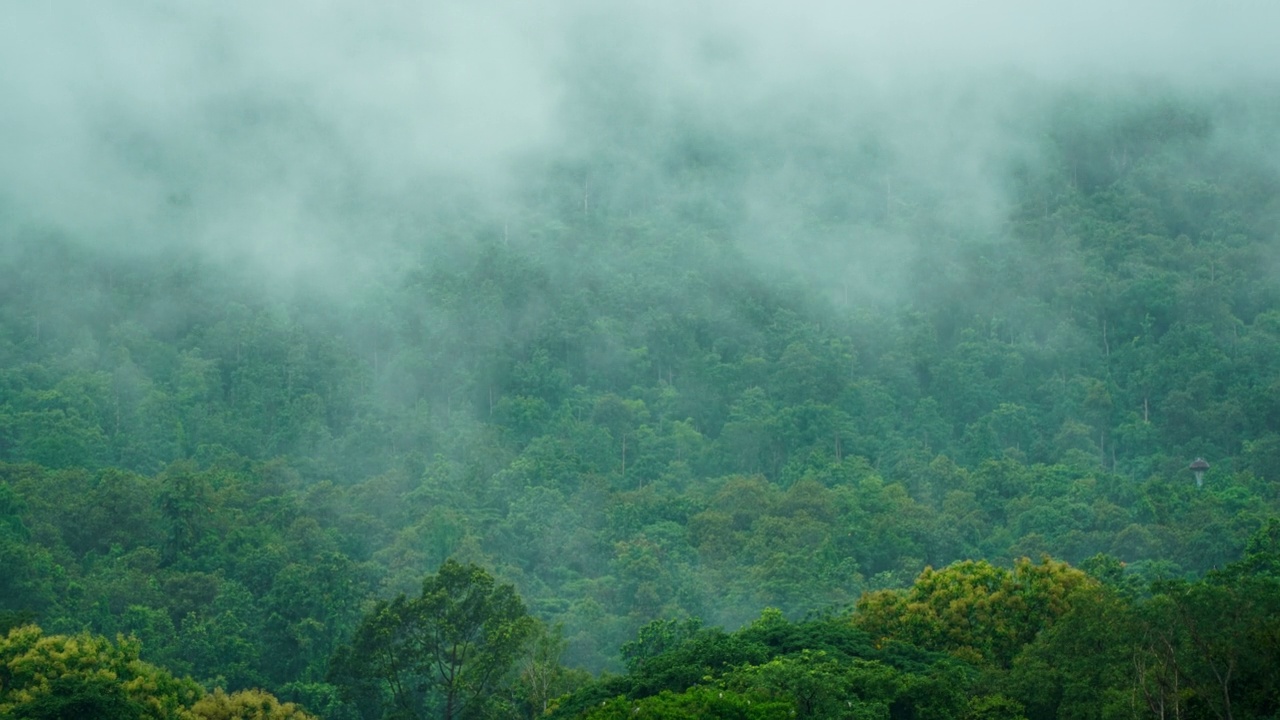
left=2, top=1, right=1278, bottom=282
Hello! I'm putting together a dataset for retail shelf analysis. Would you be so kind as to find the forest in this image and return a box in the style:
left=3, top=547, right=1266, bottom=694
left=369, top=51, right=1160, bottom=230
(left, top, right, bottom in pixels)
left=3, top=3, right=1280, bottom=719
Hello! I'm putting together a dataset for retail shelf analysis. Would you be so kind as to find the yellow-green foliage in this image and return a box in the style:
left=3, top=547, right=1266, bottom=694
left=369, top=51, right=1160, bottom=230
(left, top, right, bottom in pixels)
left=854, top=557, right=1097, bottom=667
left=0, top=624, right=201, bottom=719
left=189, top=688, right=317, bottom=720
left=0, top=625, right=314, bottom=720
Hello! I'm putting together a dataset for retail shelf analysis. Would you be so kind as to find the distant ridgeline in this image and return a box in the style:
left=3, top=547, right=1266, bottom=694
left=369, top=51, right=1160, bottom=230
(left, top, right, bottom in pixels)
left=2, top=88, right=1280, bottom=717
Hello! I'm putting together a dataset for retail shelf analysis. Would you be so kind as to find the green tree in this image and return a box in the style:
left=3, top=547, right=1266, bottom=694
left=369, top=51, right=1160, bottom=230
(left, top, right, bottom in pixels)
left=0, top=480, right=54, bottom=616
left=619, top=617, right=704, bottom=674
left=1007, top=586, right=1137, bottom=720
left=330, top=560, right=535, bottom=720
left=156, top=460, right=213, bottom=565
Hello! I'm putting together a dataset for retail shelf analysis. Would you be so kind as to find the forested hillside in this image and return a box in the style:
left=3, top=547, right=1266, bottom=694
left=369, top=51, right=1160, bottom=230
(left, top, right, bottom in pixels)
left=3, top=3, right=1280, bottom=718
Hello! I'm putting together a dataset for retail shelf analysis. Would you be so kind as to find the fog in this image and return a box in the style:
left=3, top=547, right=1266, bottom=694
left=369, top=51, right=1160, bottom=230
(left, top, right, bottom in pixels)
left=4, top=1, right=1278, bottom=291
left=5, top=0, right=1280, bottom=682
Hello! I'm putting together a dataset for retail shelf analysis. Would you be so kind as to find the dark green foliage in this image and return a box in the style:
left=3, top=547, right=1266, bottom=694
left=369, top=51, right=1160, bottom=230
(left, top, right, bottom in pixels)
left=329, top=560, right=535, bottom=720
left=579, top=688, right=793, bottom=720
left=549, top=609, right=973, bottom=720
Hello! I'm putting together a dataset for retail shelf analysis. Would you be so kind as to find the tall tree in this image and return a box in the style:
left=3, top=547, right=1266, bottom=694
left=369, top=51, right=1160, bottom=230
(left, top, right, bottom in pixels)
left=331, top=560, right=535, bottom=720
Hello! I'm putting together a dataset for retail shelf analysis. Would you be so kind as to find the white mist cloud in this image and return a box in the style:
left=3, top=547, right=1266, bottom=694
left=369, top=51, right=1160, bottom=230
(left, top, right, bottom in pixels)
left=0, top=1, right=565, bottom=278
left=1, top=0, right=1276, bottom=284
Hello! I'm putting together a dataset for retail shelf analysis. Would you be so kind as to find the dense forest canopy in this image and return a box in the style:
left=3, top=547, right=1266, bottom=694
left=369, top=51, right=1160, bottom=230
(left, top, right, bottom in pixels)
left=2, top=2, right=1280, bottom=718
